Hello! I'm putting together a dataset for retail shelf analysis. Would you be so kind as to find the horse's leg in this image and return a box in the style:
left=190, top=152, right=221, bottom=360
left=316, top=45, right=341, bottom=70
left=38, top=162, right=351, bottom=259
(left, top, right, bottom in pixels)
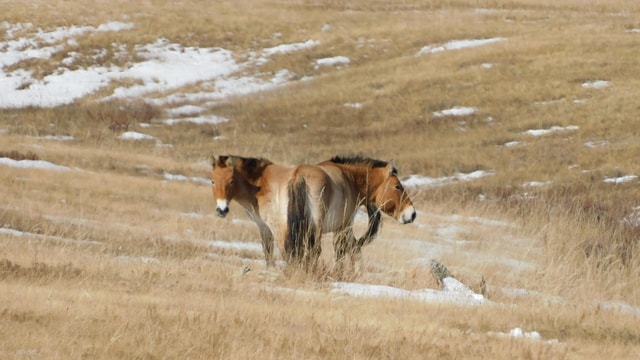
left=247, top=210, right=276, bottom=267
left=258, top=223, right=275, bottom=267
left=332, top=227, right=353, bottom=279
left=333, top=231, right=347, bottom=278
left=307, top=222, right=323, bottom=274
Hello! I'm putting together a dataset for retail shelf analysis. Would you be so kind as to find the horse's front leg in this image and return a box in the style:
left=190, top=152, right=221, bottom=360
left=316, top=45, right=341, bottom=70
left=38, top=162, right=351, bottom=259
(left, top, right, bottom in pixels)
left=247, top=210, right=276, bottom=267
left=258, top=223, right=275, bottom=267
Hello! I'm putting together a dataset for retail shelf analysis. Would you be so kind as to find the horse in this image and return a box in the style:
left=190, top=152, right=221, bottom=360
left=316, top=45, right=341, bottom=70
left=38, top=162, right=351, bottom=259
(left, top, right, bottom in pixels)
left=300, top=155, right=417, bottom=274
left=210, top=155, right=279, bottom=267
left=210, top=155, right=416, bottom=273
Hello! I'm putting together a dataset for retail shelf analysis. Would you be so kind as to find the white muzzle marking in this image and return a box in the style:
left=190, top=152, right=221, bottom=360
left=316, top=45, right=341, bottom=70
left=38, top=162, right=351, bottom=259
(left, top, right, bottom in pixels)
left=216, top=199, right=230, bottom=217
left=400, top=206, right=417, bottom=224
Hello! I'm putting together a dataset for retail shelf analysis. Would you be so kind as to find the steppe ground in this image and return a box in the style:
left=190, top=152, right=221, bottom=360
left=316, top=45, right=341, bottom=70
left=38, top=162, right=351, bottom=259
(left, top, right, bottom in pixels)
left=1, top=0, right=640, bottom=358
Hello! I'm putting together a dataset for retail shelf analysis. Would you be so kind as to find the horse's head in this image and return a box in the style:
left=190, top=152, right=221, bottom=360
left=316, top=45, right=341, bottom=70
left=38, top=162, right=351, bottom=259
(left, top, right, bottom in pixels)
left=373, top=162, right=416, bottom=224
left=210, top=154, right=271, bottom=218
left=210, top=155, right=238, bottom=218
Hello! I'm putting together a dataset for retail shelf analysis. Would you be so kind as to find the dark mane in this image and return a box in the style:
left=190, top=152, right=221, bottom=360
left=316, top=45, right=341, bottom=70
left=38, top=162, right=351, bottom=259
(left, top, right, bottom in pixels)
left=232, top=155, right=273, bottom=182
left=328, top=155, right=388, bottom=169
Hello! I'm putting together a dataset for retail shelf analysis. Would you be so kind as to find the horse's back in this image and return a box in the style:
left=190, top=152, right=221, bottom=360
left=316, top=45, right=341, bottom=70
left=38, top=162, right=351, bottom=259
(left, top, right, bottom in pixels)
left=310, top=163, right=360, bottom=232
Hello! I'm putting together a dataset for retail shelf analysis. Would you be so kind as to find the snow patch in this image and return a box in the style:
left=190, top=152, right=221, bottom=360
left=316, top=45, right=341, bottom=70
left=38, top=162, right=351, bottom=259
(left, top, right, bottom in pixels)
left=118, top=131, right=157, bottom=141
left=403, top=170, right=494, bottom=188
left=524, top=125, right=579, bottom=137
left=315, top=56, right=350, bottom=68
left=417, top=38, right=506, bottom=56
left=604, top=175, right=637, bottom=184
left=582, top=80, right=609, bottom=89
left=433, top=106, right=477, bottom=117
left=332, top=277, right=486, bottom=306
left=0, top=157, right=71, bottom=171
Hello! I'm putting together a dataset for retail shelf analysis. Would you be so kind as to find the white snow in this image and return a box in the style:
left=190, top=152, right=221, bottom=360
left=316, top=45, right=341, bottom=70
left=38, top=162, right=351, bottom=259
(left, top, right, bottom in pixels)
left=208, top=240, right=263, bottom=252
left=343, top=102, right=363, bottom=109
left=584, top=140, right=608, bottom=148
left=166, top=105, right=207, bottom=116
left=107, top=39, right=240, bottom=100
left=524, top=181, right=551, bottom=187
left=33, top=135, right=74, bottom=141
left=0, top=22, right=308, bottom=108
left=118, top=131, right=157, bottom=141
left=0, top=157, right=71, bottom=171
left=163, top=172, right=210, bottom=185
left=163, top=115, right=229, bottom=126
left=604, top=175, right=637, bottom=184
left=315, top=56, right=350, bottom=68
left=582, top=80, right=609, bottom=89
left=489, top=328, right=541, bottom=341
left=0, top=227, right=100, bottom=246
left=417, top=37, right=506, bottom=56
left=332, top=277, right=486, bottom=306
left=262, top=39, right=319, bottom=56
left=524, top=125, right=579, bottom=137
left=403, top=170, right=494, bottom=188
left=433, top=106, right=477, bottom=117
left=96, top=21, right=134, bottom=32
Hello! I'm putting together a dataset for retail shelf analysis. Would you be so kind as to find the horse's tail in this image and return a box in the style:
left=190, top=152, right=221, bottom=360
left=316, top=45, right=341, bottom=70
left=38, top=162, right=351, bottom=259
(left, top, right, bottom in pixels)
left=356, top=203, right=382, bottom=248
left=286, top=175, right=316, bottom=263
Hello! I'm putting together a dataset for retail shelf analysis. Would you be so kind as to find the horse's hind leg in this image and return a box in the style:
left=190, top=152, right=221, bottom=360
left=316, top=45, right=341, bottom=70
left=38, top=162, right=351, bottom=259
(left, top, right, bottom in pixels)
left=304, top=227, right=322, bottom=274
left=333, top=227, right=355, bottom=279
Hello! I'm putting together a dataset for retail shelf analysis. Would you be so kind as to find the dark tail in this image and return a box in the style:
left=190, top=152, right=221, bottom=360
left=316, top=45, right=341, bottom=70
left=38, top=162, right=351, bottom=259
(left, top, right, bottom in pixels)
left=286, top=176, right=316, bottom=263
left=356, top=204, right=382, bottom=248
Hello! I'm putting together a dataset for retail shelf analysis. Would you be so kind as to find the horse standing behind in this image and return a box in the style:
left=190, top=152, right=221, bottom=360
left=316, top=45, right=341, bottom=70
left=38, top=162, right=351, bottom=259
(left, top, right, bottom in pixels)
left=295, top=156, right=417, bottom=274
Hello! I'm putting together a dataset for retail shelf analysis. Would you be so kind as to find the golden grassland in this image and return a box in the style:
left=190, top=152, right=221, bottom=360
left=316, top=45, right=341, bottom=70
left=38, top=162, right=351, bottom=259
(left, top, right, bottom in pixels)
left=2, top=0, right=640, bottom=358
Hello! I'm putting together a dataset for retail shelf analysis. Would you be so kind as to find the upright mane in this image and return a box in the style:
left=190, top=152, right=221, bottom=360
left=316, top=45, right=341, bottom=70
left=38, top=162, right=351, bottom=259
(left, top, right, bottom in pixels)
left=328, top=155, right=388, bottom=168
left=328, top=155, right=397, bottom=175
left=233, top=156, right=272, bottom=182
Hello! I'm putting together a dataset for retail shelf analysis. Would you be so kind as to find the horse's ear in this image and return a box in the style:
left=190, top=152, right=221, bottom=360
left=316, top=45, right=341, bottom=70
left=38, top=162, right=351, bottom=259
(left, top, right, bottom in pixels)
left=211, top=154, right=218, bottom=167
left=213, top=155, right=230, bottom=168
left=387, top=161, right=398, bottom=176
left=226, top=156, right=235, bottom=167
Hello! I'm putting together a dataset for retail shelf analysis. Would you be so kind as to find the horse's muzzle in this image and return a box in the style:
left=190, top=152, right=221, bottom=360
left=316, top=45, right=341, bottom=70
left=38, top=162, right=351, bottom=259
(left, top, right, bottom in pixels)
left=400, top=206, right=417, bottom=224
left=216, top=207, right=229, bottom=218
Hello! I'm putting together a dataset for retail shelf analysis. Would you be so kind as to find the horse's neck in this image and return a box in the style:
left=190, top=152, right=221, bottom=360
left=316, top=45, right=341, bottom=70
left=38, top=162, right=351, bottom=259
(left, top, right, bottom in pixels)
left=235, top=179, right=260, bottom=212
left=345, top=166, right=379, bottom=203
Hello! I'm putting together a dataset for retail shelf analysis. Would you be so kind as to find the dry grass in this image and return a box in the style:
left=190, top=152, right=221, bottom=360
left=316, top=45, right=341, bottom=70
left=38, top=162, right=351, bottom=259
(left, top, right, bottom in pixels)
left=1, top=0, right=640, bottom=358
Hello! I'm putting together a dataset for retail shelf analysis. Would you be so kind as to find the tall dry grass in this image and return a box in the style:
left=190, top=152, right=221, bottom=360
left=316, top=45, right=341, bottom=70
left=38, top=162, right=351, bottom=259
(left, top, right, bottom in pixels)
left=1, top=0, right=640, bottom=358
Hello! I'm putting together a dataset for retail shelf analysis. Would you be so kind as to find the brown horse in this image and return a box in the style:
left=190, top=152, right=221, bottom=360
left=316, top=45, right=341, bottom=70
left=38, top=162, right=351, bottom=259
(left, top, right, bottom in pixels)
left=210, top=155, right=416, bottom=272
left=314, top=155, right=416, bottom=272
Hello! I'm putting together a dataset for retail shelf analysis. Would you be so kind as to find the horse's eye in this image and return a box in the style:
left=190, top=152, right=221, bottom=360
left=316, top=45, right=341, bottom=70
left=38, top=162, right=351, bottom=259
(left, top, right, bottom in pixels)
left=211, top=180, right=215, bottom=185
left=395, top=185, right=402, bottom=191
